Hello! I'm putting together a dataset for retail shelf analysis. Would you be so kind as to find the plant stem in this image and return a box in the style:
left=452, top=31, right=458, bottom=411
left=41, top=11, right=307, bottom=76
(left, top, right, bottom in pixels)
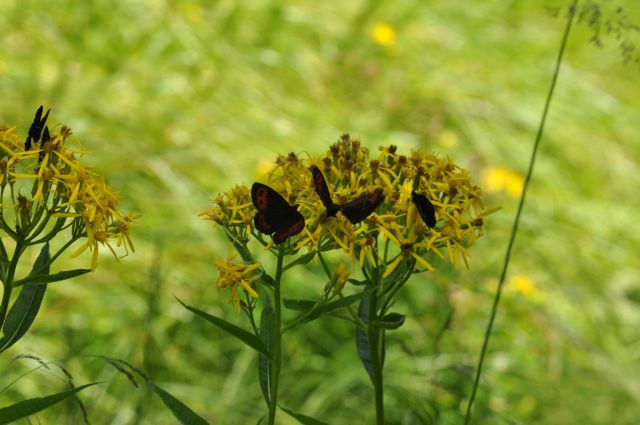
left=463, top=3, right=578, bottom=423
left=368, top=268, right=384, bottom=425
left=0, top=240, right=24, bottom=330
left=267, top=247, right=285, bottom=425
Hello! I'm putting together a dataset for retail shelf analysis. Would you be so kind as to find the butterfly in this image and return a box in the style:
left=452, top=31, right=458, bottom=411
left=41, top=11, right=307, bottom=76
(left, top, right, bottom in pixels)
left=251, top=182, right=305, bottom=244
left=310, top=165, right=384, bottom=224
left=411, top=191, right=436, bottom=228
left=26, top=105, right=50, bottom=151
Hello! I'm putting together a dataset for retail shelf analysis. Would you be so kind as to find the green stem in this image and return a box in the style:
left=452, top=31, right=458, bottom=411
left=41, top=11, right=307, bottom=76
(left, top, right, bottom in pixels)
left=267, top=247, right=285, bottom=425
left=0, top=240, right=25, bottom=330
left=463, top=3, right=577, bottom=423
left=368, top=267, right=384, bottom=425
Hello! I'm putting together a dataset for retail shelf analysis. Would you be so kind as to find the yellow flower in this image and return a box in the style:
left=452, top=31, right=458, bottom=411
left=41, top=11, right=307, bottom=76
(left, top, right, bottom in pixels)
left=204, top=134, right=492, bottom=287
left=214, top=258, right=262, bottom=312
left=509, top=274, right=536, bottom=298
left=333, top=261, right=351, bottom=289
left=482, top=166, right=523, bottom=198
left=372, top=23, right=396, bottom=47
left=1, top=108, right=134, bottom=270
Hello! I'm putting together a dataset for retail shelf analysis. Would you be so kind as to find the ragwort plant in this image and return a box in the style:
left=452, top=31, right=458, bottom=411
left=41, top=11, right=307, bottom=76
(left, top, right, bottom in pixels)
left=0, top=107, right=137, bottom=422
left=0, top=106, right=134, bottom=351
left=199, top=134, right=494, bottom=424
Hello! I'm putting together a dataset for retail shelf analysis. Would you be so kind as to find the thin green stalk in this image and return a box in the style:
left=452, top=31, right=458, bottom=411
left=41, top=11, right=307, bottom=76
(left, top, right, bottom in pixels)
left=368, top=266, right=384, bottom=425
left=463, top=3, right=578, bottom=423
left=267, top=247, right=285, bottom=425
left=0, top=240, right=25, bottom=330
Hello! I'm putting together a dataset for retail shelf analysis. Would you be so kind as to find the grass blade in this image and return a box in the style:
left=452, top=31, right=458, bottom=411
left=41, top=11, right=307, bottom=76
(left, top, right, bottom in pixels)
left=280, top=406, right=330, bottom=425
left=149, top=382, right=209, bottom=425
left=0, top=244, right=50, bottom=352
left=176, top=297, right=271, bottom=358
left=463, top=3, right=578, bottom=423
left=0, top=382, right=99, bottom=424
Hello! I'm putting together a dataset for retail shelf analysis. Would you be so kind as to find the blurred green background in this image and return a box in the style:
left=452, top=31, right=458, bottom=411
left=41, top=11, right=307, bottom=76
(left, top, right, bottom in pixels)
left=1, top=0, right=639, bottom=424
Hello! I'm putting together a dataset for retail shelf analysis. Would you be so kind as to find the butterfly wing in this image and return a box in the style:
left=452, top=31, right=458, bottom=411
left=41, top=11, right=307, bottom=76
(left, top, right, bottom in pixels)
left=252, top=183, right=292, bottom=212
left=272, top=209, right=305, bottom=244
left=251, top=182, right=305, bottom=243
left=338, top=189, right=384, bottom=224
left=26, top=105, right=50, bottom=150
left=310, top=166, right=335, bottom=210
left=412, top=191, right=436, bottom=228
left=253, top=211, right=275, bottom=234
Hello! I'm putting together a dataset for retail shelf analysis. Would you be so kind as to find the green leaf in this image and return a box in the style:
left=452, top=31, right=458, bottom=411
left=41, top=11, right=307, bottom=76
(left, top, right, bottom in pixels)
left=176, top=297, right=271, bottom=358
left=373, top=313, right=406, bottom=330
left=12, top=268, right=91, bottom=287
left=258, top=291, right=274, bottom=406
left=280, top=406, right=330, bottom=425
left=149, top=382, right=210, bottom=425
left=0, top=243, right=50, bottom=353
left=347, top=278, right=368, bottom=286
left=285, top=291, right=370, bottom=325
left=0, top=382, right=100, bottom=424
left=283, top=252, right=316, bottom=271
left=282, top=299, right=316, bottom=311
left=355, top=295, right=385, bottom=382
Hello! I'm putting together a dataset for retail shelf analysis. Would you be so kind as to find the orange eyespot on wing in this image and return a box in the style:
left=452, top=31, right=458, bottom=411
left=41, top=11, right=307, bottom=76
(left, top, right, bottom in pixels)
left=253, top=211, right=274, bottom=233
left=251, top=182, right=305, bottom=244
left=412, top=191, right=436, bottom=228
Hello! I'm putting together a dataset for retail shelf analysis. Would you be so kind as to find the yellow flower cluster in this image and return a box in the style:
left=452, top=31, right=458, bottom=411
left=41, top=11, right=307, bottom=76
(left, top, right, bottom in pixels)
left=214, top=258, right=261, bottom=311
left=0, top=111, right=134, bottom=269
left=204, top=135, right=493, bottom=279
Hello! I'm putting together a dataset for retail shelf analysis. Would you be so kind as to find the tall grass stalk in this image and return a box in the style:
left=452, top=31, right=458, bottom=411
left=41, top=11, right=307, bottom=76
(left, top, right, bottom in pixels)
left=463, top=2, right=579, bottom=423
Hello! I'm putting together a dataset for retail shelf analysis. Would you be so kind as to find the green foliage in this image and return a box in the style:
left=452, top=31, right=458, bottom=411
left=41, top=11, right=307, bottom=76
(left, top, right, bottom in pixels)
left=0, top=0, right=639, bottom=424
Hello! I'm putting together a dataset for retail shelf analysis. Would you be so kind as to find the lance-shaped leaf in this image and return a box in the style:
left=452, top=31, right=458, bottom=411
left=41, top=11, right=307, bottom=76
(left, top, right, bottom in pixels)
left=12, top=268, right=91, bottom=287
left=258, top=291, right=274, bottom=406
left=0, top=244, right=50, bottom=353
left=176, top=297, right=270, bottom=358
left=372, top=313, right=406, bottom=330
left=0, top=382, right=99, bottom=424
left=355, top=295, right=385, bottom=382
left=280, top=406, right=330, bottom=425
left=284, top=291, right=370, bottom=325
left=149, top=383, right=210, bottom=425
left=282, top=252, right=316, bottom=271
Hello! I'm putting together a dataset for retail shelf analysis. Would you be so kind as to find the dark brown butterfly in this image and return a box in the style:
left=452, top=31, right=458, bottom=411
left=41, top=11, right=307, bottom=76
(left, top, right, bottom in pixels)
left=310, top=165, right=384, bottom=224
left=412, top=191, right=436, bottom=228
left=251, top=183, right=305, bottom=244
left=26, top=105, right=50, bottom=151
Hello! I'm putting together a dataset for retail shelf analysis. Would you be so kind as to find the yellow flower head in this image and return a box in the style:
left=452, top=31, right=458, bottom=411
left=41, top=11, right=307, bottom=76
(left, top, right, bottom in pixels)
left=372, top=23, right=396, bottom=47
left=214, top=258, right=262, bottom=312
left=1, top=107, right=134, bottom=270
left=204, top=134, right=493, bottom=275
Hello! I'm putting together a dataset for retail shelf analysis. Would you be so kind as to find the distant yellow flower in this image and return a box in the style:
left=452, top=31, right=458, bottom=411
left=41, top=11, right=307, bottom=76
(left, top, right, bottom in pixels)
left=509, top=274, right=536, bottom=297
left=372, top=23, right=396, bottom=47
left=482, top=166, right=523, bottom=198
left=214, top=258, right=262, bottom=312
